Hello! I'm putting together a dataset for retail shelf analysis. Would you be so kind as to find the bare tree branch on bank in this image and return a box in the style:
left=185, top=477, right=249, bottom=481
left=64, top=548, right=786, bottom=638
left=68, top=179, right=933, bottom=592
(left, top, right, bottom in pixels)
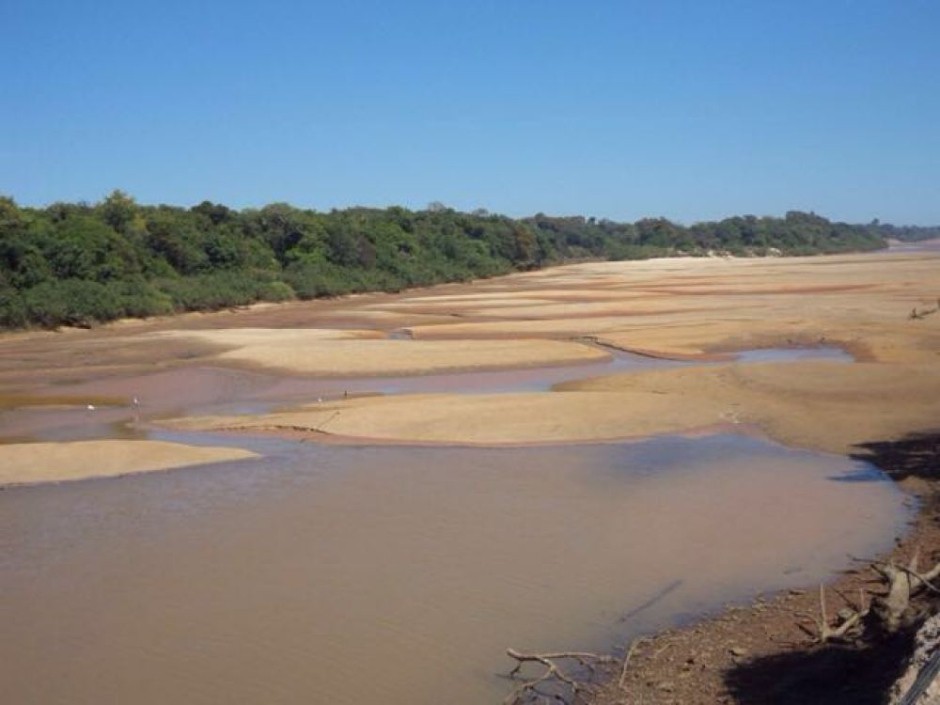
left=797, top=548, right=940, bottom=644
left=503, top=549, right=940, bottom=705
left=502, top=648, right=618, bottom=705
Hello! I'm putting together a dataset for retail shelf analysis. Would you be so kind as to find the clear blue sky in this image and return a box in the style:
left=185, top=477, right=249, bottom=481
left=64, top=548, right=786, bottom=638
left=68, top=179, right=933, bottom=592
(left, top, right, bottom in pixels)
left=2, top=0, right=938, bottom=224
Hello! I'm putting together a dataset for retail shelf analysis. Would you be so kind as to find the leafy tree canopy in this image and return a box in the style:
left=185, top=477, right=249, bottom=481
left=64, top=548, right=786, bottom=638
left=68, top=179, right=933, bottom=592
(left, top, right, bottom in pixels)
left=0, top=193, right=914, bottom=329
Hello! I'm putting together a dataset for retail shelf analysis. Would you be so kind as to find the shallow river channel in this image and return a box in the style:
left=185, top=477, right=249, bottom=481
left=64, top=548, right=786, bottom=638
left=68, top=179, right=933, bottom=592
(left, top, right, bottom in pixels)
left=0, top=348, right=909, bottom=705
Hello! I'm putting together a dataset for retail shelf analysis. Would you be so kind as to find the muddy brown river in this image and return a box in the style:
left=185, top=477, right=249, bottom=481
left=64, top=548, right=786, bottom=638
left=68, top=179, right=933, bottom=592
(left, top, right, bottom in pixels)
left=1, top=439, right=907, bottom=704
left=0, top=349, right=909, bottom=704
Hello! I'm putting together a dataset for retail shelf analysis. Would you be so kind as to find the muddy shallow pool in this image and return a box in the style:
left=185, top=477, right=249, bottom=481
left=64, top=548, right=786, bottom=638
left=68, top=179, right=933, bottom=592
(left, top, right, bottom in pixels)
left=1, top=432, right=908, bottom=705
left=0, top=344, right=850, bottom=444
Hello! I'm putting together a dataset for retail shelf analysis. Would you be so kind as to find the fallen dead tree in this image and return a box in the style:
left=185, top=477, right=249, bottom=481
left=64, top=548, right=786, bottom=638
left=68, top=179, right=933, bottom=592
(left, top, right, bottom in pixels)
left=799, top=548, right=940, bottom=644
left=789, top=549, right=940, bottom=704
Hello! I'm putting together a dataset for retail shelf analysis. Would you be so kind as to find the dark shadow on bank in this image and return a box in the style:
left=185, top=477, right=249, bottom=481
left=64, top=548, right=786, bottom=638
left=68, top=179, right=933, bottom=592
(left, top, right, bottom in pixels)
left=725, top=431, right=940, bottom=705
left=850, top=430, right=940, bottom=482
left=724, top=632, right=915, bottom=705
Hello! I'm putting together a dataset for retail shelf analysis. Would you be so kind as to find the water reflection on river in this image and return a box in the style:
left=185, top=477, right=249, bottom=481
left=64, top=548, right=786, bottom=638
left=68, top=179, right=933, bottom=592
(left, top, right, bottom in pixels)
left=1, top=433, right=908, bottom=705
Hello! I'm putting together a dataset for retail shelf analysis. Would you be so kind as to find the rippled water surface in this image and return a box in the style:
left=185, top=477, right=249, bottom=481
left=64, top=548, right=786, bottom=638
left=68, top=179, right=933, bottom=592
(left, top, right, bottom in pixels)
left=1, top=433, right=908, bottom=705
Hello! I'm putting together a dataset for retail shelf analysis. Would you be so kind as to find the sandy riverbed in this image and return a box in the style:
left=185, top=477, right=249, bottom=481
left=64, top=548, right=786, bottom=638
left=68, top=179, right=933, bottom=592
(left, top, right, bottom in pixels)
left=152, top=251, right=940, bottom=455
left=1, top=248, right=938, bottom=484
left=2, top=247, right=939, bottom=705
left=142, top=328, right=609, bottom=375
left=0, top=440, right=257, bottom=487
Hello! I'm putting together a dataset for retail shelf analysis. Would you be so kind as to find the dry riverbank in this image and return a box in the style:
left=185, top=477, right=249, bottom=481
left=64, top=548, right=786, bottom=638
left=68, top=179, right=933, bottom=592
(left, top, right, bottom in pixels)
left=1, top=249, right=938, bottom=705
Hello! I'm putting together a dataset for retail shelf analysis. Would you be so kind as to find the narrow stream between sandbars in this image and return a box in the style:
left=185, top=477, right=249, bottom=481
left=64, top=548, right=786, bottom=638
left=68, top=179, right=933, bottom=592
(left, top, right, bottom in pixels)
left=0, top=345, right=850, bottom=443
left=1, top=432, right=908, bottom=705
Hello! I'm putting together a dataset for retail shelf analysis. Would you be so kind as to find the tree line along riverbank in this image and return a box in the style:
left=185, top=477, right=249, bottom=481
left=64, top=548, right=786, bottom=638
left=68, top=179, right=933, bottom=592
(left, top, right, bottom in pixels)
left=1, top=191, right=935, bottom=330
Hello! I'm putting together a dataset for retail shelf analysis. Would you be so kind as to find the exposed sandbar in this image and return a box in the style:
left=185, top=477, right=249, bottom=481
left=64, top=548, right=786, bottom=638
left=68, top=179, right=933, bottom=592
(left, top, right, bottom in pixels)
left=145, top=328, right=608, bottom=376
left=163, top=360, right=940, bottom=453
left=151, top=249, right=940, bottom=453
left=0, top=440, right=258, bottom=487
left=3, top=249, right=939, bottom=459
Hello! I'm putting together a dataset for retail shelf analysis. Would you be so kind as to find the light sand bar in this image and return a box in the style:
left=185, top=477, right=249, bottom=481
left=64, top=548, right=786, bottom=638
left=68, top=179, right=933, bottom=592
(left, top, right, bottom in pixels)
left=147, top=328, right=609, bottom=375
left=164, top=361, right=940, bottom=454
left=159, top=250, right=940, bottom=453
left=3, top=248, right=939, bottom=474
left=0, top=440, right=258, bottom=487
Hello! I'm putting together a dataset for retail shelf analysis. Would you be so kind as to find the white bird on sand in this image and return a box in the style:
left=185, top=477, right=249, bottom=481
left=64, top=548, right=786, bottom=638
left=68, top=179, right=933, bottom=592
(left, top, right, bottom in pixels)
left=86, top=404, right=96, bottom=411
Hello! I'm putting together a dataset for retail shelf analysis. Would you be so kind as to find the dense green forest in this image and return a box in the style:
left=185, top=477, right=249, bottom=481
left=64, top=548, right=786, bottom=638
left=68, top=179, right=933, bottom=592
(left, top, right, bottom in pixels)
left=868, top=221, right=940, bottom=242
left=0, top=191, right=904, bottom=329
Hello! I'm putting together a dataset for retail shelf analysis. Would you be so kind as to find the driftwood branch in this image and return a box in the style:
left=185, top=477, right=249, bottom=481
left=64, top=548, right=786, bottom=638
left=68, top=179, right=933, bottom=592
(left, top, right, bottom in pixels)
left=504, top=547, right=940, bottom=703
left=799, top=548, right=940, bottom=644
left=503, top=648, right=618, bottom=705
left=797, top=584, right=866, bottom=643
left=618, top=638, right=646, bottom=690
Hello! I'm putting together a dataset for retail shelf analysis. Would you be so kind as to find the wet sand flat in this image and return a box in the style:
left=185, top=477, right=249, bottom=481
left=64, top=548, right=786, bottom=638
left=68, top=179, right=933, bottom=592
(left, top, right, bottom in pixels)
left=148, top=330, right=609, bottom=376
left=0, top=440, right=258, bottom=486
left=0, top=248, right=938, bottom=480
left=129, top=250, right=939, bottom=456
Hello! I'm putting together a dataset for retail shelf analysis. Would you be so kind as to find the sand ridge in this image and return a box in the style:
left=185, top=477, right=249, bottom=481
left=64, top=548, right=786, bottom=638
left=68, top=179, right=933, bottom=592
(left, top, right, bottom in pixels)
left=146, top=329, right=610, bottom=376
left=1, top=248, right=938, bottom=481
left=0, top=440, right=258, bottom=487
left=162, top=361, right=940, bottom=454
left=150, top=250, right=940, bottom=453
